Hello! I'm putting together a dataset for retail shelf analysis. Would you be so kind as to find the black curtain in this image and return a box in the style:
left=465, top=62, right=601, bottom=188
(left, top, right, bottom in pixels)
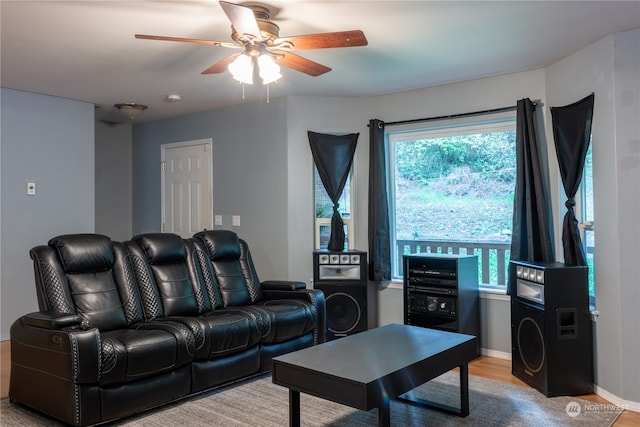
left=308, top=131, right=359, bottom=251
left=551, top=93, right=595, bottom=266
left=508, top=98, right=555, bottom=294
left=368, top=119, right=391, bottom=282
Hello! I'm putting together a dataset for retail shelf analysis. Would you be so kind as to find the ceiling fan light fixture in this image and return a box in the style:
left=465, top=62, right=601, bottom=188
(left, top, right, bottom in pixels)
left=258, top=54, right=281, bottom=85
left=135, top=1, right=368, bottom=95
left=114, top=103, right=148, bottom=121
left=228, top=53, right=254, bottom=84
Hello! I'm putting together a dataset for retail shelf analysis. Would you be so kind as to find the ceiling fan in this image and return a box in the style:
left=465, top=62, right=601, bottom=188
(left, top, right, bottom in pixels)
left=135, top=1, right=368, bottom=83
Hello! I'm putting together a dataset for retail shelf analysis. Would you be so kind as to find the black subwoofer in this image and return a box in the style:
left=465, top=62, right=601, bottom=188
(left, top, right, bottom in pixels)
left=516, top=312, right=546, bottom=376
left=511, top=261, right=593, bottom=396
left=313, top=250, right=375, bottom=341
left=316, top=284, right=367, bottom=340
left=512, top=300, right=548, bottom=391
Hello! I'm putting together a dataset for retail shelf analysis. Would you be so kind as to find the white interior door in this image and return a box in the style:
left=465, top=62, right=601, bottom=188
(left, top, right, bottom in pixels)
left=161, top=139, right=213, bottom=237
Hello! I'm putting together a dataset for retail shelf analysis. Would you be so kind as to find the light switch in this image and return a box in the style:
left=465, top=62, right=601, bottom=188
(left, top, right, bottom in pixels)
left=26, top=182, right=36, bottom=195
left=214, top=215, right=223, bottom=226
left=232, top=215, right=240, bottom=226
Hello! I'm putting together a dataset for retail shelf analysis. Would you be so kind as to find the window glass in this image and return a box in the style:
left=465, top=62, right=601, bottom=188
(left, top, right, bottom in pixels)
left=314, top=168, right=352, bottom=250
left=388, top=118, right=516, bottom=287
left=580, top=144, right=595, bottom=301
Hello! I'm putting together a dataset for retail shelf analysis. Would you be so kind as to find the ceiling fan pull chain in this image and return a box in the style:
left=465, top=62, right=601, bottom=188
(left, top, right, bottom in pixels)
left=266, top=84, right=270, bottom=103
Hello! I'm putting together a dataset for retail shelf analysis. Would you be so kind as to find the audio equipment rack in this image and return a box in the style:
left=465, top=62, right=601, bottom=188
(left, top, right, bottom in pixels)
left=403, top=254, right=480, bottom=340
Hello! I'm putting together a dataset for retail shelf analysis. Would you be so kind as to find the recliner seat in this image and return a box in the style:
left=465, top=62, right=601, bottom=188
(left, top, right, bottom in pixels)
left=126, top=233, right=262, bottom=363
left=194, top=230, right=318, bottom=344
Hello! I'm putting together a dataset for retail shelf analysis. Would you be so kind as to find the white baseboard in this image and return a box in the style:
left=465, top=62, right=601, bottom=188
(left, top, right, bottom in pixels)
left=594, top=385, right=640, bottom=413
left=480, top=348, right=512, bottom=360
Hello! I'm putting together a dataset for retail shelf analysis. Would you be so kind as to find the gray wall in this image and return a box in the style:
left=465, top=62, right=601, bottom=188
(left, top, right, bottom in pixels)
left=0, top=88, right=95, bottom=340
left=95, top=121, right=132, bottom=241
left=546, top=28, right=640, bottom=407
left=612, top=28, right=640, bottom=408
left=285, top=96, right=372, bottom=282
left=132, top=99, right=289, bottom=279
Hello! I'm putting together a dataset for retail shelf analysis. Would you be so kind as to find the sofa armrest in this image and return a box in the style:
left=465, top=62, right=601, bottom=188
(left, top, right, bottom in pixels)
left=261, top=288, right=326, bottom=344
left=261, top=280, right=307, bottom=291
left=11, top=313, right=101, bottom=384
left=22, top=311, right=85, bottom=330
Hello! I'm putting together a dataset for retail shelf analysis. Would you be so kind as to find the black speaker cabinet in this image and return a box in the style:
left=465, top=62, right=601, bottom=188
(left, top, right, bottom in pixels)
left=511, top=261, right=593, bottom=396
left=313, top=250, right=375, bottom=341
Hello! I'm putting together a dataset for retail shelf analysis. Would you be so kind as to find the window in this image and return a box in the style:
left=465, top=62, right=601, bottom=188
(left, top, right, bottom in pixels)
left=314, top=168, right=354, bottom=250
left=578, top=143, right=596, bottom=304
left=388, top=117, right=517, bottom=287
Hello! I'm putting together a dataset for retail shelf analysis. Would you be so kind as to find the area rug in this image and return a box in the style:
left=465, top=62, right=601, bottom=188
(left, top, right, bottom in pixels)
left=1, top=371, right=623, bottom=426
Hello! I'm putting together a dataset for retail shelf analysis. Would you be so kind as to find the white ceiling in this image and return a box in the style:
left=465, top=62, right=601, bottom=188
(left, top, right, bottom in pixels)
left=2, top=1, right=639, bottom=123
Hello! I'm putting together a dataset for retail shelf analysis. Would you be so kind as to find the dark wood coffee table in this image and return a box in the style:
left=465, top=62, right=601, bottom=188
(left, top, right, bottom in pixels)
left=272, top=323, right=478, bottom=427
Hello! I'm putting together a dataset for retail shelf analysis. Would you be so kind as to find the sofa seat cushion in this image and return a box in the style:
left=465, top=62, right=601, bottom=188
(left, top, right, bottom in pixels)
left=99, top=328, right=188, bottom=386
left=250, top=300, right=317, bottom=344
left=182, top=311, right=261, bottom=360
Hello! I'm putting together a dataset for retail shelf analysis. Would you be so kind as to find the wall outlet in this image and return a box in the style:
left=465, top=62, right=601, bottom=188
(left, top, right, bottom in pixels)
left=232, top=215, right=240, bottom=226
left=214, top=215, right=222, bottom=226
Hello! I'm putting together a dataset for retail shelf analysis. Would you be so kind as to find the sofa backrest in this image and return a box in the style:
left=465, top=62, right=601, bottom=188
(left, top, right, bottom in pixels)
left=193, top=230, right=263, bottom=307
left=188, top=238, right=225, bottom=312
left=29, top=234, right=145, bottom=331
left=125, top=233, right=201, bottom=319
left=29, top=231, right=267, bottom=326
left=126, top=233, right=230, bottom=318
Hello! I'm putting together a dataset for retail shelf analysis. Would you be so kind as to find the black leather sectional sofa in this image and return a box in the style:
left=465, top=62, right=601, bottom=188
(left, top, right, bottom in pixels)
left=9, top=230, right=326, bottom=426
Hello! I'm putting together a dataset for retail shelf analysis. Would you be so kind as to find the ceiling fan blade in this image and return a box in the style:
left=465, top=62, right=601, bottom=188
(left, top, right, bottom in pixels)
left=201, top=53, right=241, bottom=74
left=219, top=1, right=262, bottom=41
left=274, top=30, right=368, bottom=50
left=274, top=52, right=331, bottom=77
left=135, top=34, right=238, bottom=48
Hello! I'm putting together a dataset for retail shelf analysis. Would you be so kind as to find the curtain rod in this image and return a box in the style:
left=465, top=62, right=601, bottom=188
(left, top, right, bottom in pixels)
left=380, top=104, right=528, bottom=127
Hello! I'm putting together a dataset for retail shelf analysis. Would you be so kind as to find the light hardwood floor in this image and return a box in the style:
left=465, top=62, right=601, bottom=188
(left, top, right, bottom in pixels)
left=1, top=340, right=638, bottom=425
